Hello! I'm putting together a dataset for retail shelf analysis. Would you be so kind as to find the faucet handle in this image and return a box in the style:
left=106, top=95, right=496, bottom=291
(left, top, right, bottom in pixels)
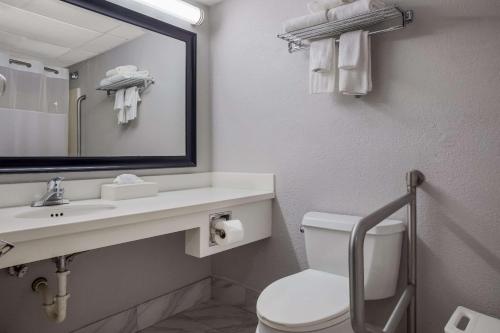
left=47, top=177, right=64, bottom=191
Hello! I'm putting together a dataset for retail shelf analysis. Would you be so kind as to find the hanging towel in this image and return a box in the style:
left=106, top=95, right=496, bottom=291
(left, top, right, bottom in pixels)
left=310, top=38, right=336, bottom=94
left=310, top=37, right=335, bottom=73
left=124, top=86, right=141, bottom=122
left=106, top=65, right=138, bottom=78
left=114, top=89, right=126, bottom=124
left=327, top=0, right=385, bottom=20
left=283, top=11, right=328, bottom=33
left=338, top=31, right=372, bottom=95
left=307, top=0, right=353, bottom=13
left=338, top=30, right=363, bottom=69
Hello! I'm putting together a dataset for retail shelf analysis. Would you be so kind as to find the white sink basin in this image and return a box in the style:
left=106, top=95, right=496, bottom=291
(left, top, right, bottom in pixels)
left=16, top=204, right=116, bottom=219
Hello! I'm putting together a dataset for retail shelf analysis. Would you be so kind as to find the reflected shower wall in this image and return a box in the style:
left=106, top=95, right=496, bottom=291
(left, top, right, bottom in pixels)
left=0, top=51, right=69, bottom=156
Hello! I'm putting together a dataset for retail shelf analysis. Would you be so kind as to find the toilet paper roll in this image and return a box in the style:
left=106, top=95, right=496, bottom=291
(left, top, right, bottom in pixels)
left=214, top=219, right=244, bottom=246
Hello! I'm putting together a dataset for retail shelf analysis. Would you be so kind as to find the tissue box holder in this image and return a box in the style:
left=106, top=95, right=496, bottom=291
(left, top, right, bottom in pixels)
left=101, top=182, right=159, bottom=201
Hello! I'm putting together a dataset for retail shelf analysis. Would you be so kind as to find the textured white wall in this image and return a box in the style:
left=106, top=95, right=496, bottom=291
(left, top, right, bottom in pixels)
left=209, top=0, right=500, bottom=332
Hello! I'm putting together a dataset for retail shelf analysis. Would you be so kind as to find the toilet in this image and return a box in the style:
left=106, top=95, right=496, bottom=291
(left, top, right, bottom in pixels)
left=256, top=212, right=406, bottom=333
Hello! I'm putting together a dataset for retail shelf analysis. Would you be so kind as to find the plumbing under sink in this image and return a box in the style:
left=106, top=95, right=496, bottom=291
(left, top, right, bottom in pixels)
left=16, top=204, right=116, bottom=219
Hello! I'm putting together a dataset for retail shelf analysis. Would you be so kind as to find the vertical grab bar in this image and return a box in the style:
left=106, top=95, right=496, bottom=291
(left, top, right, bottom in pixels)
left=76, top=95, right=87, bottom=157
left=406, top=170, right=422, bottom=333
left=348, top=170, right=425, bottom=333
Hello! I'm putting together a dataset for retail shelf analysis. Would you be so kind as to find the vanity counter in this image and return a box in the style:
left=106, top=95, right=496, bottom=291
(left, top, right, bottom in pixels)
left=0, top=173, right=274, bottom=268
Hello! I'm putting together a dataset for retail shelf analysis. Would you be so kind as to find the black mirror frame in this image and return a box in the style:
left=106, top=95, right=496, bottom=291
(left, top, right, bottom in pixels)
left=0, top=0, right=196, bottom=174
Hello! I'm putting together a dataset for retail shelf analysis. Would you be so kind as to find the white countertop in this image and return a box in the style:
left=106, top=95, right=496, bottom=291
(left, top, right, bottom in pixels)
left=0, top=187, right=274, bottom=243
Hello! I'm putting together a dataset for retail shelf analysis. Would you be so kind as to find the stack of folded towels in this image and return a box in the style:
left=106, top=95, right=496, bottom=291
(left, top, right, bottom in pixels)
left=100, top=65, right=150, bottom=124
left=282, top=0, right=386, bottom=96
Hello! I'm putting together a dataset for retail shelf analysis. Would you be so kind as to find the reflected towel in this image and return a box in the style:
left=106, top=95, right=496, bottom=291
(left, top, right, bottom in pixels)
left=310, top=38, right=336, bottom=94
left=283, top=11, right=328, bottom=33
left=124, top=86, right=141, bottom=122
left=114, top=89, right=126, bottom=124
left=106, top=65, right=138, bottom=78
left=100, top=71, right=150, bottom=87
left=327, top=0, right=385, bottom=20
left=338, top=31, right=372, bottom=95
left=307, top=0, right=353, bottom=13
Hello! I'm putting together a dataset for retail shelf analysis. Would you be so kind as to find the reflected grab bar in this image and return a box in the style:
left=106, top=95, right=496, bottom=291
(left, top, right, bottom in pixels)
left=349, top=170, right=425, bottom=333
left=76, top=95, right=87, bottom=156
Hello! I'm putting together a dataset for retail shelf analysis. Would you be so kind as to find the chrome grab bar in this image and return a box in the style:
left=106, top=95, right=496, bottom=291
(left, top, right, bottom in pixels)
left=0, top=239, right=15, bottom=258
left=349, top=170, right=425, bottom=333
left=76, top=95, right=87, bottom=156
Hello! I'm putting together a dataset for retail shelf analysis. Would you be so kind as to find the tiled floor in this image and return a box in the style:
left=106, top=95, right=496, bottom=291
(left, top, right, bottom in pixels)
left=139, top=300, right=258, bottom=333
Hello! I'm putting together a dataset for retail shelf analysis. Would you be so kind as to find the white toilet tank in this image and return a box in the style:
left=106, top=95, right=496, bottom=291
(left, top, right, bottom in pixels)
left=302, top=212, right=405, bottom=300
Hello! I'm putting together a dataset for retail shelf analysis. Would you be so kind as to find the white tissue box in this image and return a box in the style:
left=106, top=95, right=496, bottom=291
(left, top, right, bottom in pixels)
left=101, top=182, right=159, bottom=201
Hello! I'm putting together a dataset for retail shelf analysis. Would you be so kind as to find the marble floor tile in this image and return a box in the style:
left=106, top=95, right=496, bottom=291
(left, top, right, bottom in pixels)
left=140, top=315, right=217, bottom=333
left=137, top=279, right=211, bottom=330
left=181, top=301, right=258, bottom=331
left=243, top=289, right=259, bottom=314
left=72, top=307, right=138, bottom=333
left=212, top=277, right=246, bottom=306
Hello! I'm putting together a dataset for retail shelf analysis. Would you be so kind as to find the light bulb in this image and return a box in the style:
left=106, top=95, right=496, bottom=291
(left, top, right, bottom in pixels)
left=132, top=0, right=204, bottom=25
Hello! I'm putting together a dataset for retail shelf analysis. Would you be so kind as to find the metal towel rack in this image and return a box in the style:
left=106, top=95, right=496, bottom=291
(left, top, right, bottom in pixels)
left=278, top=6, right=414, bottom=53
left=97, top=77, right=155, bottom=96
left=349, top=170, right=425, bottom=333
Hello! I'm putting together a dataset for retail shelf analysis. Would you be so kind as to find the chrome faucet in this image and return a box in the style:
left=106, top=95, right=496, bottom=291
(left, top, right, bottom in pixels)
left=31, top=177, right=70, bottom=207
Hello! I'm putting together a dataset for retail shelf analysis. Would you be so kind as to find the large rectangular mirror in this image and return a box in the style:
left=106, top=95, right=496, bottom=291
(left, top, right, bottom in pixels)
left=0, top=0, right=196, bottom=173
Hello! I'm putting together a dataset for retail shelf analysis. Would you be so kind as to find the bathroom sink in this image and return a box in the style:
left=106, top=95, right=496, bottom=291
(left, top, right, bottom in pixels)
left=16, top=204, right=116, bottom=219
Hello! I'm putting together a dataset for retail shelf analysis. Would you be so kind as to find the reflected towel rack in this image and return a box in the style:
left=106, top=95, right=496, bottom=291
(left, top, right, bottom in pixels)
left=97, top=77, right=155, bottom=96
left=277, top=6, right=414, bottom=53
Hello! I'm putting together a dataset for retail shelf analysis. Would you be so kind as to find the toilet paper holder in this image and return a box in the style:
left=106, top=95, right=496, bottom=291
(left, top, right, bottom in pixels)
left=209, top=211, right=232, bottom=246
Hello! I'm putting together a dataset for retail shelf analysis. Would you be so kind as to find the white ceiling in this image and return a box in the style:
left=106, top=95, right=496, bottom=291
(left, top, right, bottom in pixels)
left=0, top=0, right=146, bottom=68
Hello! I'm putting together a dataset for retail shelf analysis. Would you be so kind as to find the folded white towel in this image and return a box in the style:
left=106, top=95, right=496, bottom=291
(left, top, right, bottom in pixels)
left=124, top=86, right=141, bottom=122
left=339, top=31, right=372, bottom=95
left=307, top=0, right=353, bottom=13
left=338, top=30, right=363, bottom=69
left=327, top=0, right=385, bottom=20
left=114, top=89, right=126, bottom=124
left=283, top=12, right=328, bottom=33
left=100, top=71, right=150, bottom=87
left=310, top=38, right=336, bottom=94
left=106, top=65, right=138, bottom=78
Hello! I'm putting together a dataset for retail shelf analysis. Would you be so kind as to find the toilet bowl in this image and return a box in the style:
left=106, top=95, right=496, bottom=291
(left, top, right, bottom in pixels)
left=256, top=212, right=406, bottom=333
left=256, top=269, right=353, bottom=333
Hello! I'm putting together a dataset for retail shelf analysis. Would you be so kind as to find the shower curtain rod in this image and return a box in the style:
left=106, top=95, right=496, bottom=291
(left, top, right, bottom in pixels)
left=8, top=58, right=61, bottom=75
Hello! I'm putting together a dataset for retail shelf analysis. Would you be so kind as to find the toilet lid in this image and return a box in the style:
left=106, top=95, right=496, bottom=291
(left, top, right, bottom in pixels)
left=257, top=269, right=350, bottom=332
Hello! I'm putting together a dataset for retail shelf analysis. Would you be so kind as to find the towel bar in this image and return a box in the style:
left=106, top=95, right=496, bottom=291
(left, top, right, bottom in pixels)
left=278, top=6, right=414, bottom=53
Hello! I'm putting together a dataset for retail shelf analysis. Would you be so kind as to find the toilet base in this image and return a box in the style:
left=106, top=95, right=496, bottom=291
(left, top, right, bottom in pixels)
left=256, top=319, right=354, bottom=333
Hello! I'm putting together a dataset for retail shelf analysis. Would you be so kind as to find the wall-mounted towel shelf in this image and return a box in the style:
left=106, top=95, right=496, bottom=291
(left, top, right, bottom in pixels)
left=97, top=77, right=155, bottom=96
left=278, top=6, right=413, bottom=53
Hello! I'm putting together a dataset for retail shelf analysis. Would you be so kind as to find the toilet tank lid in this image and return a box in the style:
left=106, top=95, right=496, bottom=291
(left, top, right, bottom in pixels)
left=302, top=212, right=405, bottom=235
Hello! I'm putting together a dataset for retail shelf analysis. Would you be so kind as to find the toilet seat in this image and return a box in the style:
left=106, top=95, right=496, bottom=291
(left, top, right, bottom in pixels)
left=257, top=269, right=351, bottom=332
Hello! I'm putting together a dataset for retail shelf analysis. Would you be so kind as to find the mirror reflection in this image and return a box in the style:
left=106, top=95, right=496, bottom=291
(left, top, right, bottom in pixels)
left=0, top=0, right=187, bottom=157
